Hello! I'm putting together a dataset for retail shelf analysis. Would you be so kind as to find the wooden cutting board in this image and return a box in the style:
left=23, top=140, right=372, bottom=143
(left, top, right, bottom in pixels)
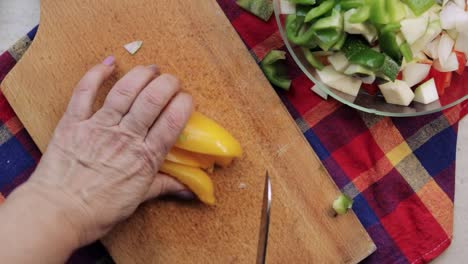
left=1, top=0, right=376, bottom=263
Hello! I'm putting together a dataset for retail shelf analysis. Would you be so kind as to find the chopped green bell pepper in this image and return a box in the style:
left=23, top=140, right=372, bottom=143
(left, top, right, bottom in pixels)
left=379, top=31, right=402, bottom=64
left=369, top=0, right=389, bottom=25
left=296, top=4, right=312, bottom=16
left=349, top=49, right=385, bottom=70
left=380, top=22, right=401, bottom=33
left=314, top=28, right=343, bottom=51
left=311, top=9, right=343, bottom=31
left=260, top=50, right=292, bottom=90
left=333, top=194, right=353, bottom=215
left=386, top=0, right=406, bottom=22
left=332, top=33, right=347, bottom=50
left=348, top=6, right=370, bottom=23
left=302, top=48, right=325, bottom=70
left=305, top=0, right=336, bottom=22
left=400, top=42, right=413, bottom=62
left=236, top=0, right=274, bottom=21
left=340, top=0, right=365, bottom=10
left=290, top=0, right=316, bottom=5
left=401, top=0, right=436, bottom=16
left=342, top=35, right=369, bottom=58
left=285, top=15, right=316, bottom=46
left=378, top=55, right=400, bottom=81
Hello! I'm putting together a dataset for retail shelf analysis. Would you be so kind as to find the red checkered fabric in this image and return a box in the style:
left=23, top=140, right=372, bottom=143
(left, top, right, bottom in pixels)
left=1, top=1, right=467, bottom=263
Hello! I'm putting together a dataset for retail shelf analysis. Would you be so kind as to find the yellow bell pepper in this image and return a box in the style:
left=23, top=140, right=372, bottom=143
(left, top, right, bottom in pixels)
left=160, top=160, right=215, bottom=205
left=166, top=147, right=215, bottom=170
left=176, top=112, right=242, bottom=157
left=210, top=155, right=234, bottom=168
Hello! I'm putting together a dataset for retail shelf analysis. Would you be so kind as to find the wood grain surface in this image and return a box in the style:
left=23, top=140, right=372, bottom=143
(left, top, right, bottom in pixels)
left=1, top=0, right=375, bottom=263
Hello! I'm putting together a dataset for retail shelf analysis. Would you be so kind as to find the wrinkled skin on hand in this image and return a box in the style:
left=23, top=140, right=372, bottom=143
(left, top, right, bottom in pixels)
left=24, top=57, right=193, bottom=246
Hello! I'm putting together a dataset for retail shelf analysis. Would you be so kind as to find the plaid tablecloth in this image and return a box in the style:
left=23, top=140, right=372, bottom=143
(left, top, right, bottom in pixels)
left=0, top=1, right=467, bottom=263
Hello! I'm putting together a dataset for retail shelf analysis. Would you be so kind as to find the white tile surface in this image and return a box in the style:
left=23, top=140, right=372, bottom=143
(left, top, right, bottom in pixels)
left=0, top=0, right=40, bottom=53
left=0, top=0, right=466, bottom=262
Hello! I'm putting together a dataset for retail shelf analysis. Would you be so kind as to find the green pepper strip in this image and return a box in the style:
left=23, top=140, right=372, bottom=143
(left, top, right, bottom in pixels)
left=290, top=0, right=316, bottom=5
left=236, top=0, right=274, bottom=21
left=380, top=22, right=401, bottom=33
left=386, top=0, right=406, bottom=22
left=260, top=50, right=292, bottom=90
left=342, top=35, right=369, bottom=58
left=311, top=9, right=343, bottom=30
left=314, top=28, right=342, bottom=51
left=400, top=42, right=414, bottom=62
left=332, top=33, right=347, bottom=50
left=378, top=55, right=399, bottom=81
left=348, top=6, right=370, bottom=23
left=379, top=31, right=402, bottom=64
left=349, top=49, right=385, bottom=70
left=370, top=0, right=389, bottom=25
left=304, top=0, right=336, bottom=22
left=302, top=48, right=325, bottom=70
left=340, top=0, right=364, bottom=10
left=296, top=4, right=312, bottom=16
left=401, top=0, right=435, bottom=16
left=285, top=15, right=316, bottom=46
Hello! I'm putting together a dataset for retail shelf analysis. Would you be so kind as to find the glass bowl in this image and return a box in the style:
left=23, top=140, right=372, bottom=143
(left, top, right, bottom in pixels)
left=273, top=0, right=467, bottom=117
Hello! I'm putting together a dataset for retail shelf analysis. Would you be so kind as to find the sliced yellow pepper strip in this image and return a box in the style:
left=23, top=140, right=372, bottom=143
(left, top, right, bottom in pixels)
left=160, top=160, right=215, bottom=205
left=211, top=155, right=234, bottom=168
left=166, top=147, right=215, bottom=170
left=176, top=112, right=243, bottom=158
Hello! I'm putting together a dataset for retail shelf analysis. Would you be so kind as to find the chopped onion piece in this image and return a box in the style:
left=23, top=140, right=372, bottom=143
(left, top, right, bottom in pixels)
left=124, top=40, right=143, bottom=55
left=403, top=63, right=432, bottom=87
left=455, top=12, right=468, bottom=32
left=434, top=52, right=459, bottom=72
left=311, top=84, right=329, bottom=100
left=280, top=0, right=296, bottom=14
left=453, top=0, right=466, bottom=9
left=360, top=75, right=376, bottom=84
left=440, top=2, right=464, bottom=30
left=401, top=15, right=429, bottom=44
left=455, top=33, right=468, bottom=55
left=423, top=36, right=440, bottom=59
left=438, top=33, right=455, bottom=68
left=414, top=78, right=439, bottom=104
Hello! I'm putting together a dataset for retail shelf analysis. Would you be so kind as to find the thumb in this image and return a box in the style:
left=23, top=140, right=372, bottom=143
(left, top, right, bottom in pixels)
left=144, top=173, right=195, bottom=201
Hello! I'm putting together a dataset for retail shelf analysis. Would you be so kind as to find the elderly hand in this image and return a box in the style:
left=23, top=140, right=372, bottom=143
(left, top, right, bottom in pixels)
left=0, top=56, right=193, bottom=263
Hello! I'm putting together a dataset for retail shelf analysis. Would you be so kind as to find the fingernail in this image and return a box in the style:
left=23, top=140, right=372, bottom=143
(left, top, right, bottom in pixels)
left=147, top=64, right=159, bottom=73
left=173, top=190, right=196, bottom=200
left=102, top=55, right=115, bottom=66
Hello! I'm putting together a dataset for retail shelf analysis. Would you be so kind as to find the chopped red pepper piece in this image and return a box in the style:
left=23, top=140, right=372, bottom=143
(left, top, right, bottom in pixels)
left=455, top=51, right=466, bottom=75
left=396, top=71, right=403, bottom=80
left=428, top=67, right=452, bottom=96
left=362, top=83, right=379, bottom=95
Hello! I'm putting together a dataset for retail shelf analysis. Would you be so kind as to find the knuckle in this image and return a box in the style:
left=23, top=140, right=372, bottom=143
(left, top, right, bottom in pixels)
left=127, top=112, right=149, bottom=133
left=158, top=74, right=180, bottom=89
left=133, top=65, right=147, bottom=72
left=164, top=109, right=185, bottom=133
left=96, top=107, right=121, bottom=122
left=147, top=140, right=169, bottom=165
left=143, top=91, right=166, bottom=110
left=114, top=85, right=135, bottom=100
left=76, top=73, right=98, bottom=93
left=133, top=65, right=155, bottom=76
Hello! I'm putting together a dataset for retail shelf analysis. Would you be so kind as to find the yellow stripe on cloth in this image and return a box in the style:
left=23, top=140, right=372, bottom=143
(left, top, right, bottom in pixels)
left=417, top=180, right=454, bottom=236
left=386, top=142, right=412, bottom=167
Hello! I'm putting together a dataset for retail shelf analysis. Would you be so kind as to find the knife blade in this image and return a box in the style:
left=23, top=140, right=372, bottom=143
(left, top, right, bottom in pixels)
left=256, top=171, right=271, bottom=264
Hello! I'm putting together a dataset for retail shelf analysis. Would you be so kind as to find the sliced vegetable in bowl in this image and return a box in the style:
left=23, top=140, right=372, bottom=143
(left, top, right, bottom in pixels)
left=272, top=0, right=467, bottom=116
